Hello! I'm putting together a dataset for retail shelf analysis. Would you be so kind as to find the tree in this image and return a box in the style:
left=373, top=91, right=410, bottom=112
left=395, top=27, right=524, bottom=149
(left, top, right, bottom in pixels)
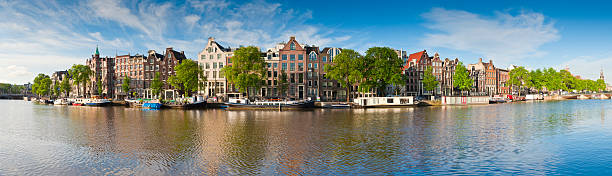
left=453, top=62, right=473, bottom=95
left=509, top=66, right=529, bottom=97
left=559, top=70, right=576, bottom=91
left=596, top=79, right=606, bottom=92
left=32, top=73, right=51, bottom=98
left=359, top=47, right=404, bottom=96
left=121, top=76, right=131, bottom=98
left=68, top=64, right=91, bottom=97
left=278, top=70, right=289, bottom=97
left=324, top=49, right=364, bottom=103
left=221, top=46, right=267, bottom=98
left=422, top=66, right=439, bottom=94
left=543, top=68, right=565, bottom=93
left=527, top=69, right=544, bottom=92
left=167, top=59, right=203, bottom=97
left=96, top=76, right=103, bottom=96
left=151, top=72, right=163, bottom=99
left=60, top=78, right=71, bottom=97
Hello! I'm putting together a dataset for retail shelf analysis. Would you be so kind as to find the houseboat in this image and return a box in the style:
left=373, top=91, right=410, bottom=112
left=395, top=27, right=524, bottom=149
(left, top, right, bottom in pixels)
left=352, top=96, right=414, bottom=108
left=226, top=98, right=315, bottom=110
left=86, top=99, right=111, bottom=106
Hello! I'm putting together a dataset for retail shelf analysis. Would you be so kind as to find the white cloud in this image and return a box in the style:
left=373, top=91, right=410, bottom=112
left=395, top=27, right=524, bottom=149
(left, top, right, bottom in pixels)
left=0, top=0, right=353, bottom=84
left=0, top=65, right=32, bottom=84
left=421, top=8, right=560, bottom=65
left=559, top=56, right=611, bottom=83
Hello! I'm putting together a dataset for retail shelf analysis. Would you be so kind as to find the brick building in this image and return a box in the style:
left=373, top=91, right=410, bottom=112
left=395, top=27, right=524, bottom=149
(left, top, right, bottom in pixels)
left=403, top=50, right=431, bottom=96
left=279, top=36, right=307, bottom=99
left=86, top=47, right=115, bottom=98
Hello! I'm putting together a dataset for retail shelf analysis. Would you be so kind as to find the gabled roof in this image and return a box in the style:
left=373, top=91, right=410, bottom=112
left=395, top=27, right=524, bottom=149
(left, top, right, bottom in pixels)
left=305, top=46, right=319, bottom=55
left=408, top=50, right=426, bottom=63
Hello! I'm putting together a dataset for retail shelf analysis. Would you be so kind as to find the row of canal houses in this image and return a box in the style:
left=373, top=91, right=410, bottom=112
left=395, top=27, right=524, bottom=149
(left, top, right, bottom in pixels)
left=50, top=36, right=514, bottom=102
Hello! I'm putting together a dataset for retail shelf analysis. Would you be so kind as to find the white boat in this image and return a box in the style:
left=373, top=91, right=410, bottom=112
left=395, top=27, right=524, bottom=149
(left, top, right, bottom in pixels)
left=525, top=94, right=544, bottom=100
left=353, top=96, right=414, bottom=108
left=53, top=98, right=68, bottom=105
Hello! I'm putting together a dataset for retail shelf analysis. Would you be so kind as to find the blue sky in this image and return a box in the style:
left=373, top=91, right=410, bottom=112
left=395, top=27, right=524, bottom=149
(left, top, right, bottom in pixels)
left=1, top=0, right=611, bottom=84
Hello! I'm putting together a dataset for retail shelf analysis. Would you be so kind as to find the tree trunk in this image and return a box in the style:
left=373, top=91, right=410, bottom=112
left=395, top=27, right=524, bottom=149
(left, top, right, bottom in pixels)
left=346, top=85, right=350, bottom=104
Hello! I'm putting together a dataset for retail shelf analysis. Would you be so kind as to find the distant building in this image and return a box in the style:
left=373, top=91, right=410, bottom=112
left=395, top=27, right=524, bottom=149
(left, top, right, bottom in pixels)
left=51, top=70, right=68, bottom=96
left=403, top=50, right=430, bottom=96
left=441, top=58, right=459, bottom=96
left=279, top=36, right=307, bottom=99
left=86, top=47, right=115, bottom=98
left=467, top=58, right=496, bottom=96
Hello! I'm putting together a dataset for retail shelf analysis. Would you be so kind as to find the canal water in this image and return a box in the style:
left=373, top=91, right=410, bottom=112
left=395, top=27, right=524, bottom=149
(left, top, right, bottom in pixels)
left=1, top=99, right=612, bottom=175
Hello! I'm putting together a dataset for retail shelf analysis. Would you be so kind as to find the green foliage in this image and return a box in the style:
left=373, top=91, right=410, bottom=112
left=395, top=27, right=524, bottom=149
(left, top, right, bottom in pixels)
left=559, top=70, right=576, bottom=91
left=60, top=78, right=71, bottom=97
left=527, top=69, right=544, bottom=91
left=0, top=83, right=25, bottom=94
left=96, top=76, right=103, bottom=95
left=359, top=47, right=404, bottom=95
left=278, top=70, right=288, bottom=96
left=453, top=62, right=473, bottom=92
left=509, top=66, right=529, bottom=96
left=324, top=49, right=364, bottom=102
left=121, top=76, right=131, bottom=96
left=221, top=46, right=267, bottom=97
left=423, top=66, right=439, bottom=92
left=168, top=59, right=203, bottom=97
left=151, top=72, right=163, bottom=98
left=32, top=73, right=51, bottom=97
left=68, top=64, right=91, bottom=97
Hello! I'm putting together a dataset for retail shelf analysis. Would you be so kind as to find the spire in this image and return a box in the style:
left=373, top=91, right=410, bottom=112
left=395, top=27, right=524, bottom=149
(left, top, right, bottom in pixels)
left=601, top=68, right=605, bottom=80
left=95, top=45, right=100, bottom=56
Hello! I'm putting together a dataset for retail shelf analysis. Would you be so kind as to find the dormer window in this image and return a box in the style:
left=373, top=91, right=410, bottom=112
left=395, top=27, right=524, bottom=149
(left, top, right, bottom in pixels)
left=290, top=43, right=296, bottom=50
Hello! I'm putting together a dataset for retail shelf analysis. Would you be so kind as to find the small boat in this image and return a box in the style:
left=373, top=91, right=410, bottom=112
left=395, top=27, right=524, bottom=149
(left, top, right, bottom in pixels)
left=489, top=97, right=507, bottom=104
left=54, top=99, right=68, bottom=105
left=164, top=101, right=207, bottom=109
left=86, top=99, right=111, bottom=106
left=323, top=103, right=351, bottom=109
left=226, top=98, right=315, bottom=110
left=72, top=98, right=90, bottom=106
left=561, top=95, right=578, bottom=99
left=142, top=102, right=163, bottom=109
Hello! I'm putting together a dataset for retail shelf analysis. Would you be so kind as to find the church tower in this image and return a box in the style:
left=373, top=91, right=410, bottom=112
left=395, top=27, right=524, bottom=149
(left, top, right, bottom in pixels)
left=601, top=68, right=605, bottom=80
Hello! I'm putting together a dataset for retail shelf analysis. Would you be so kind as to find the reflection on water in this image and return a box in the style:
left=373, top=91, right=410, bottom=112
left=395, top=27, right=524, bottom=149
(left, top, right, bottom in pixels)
left=1, top=100, right=612, bottom=175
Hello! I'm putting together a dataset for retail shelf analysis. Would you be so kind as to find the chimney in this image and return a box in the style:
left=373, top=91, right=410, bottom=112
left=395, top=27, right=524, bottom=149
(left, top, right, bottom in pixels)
left=290, top=36, right=295, bottom=40
left=489, top=60, right=493, bottom=64
left=479, top=58, right=482, bottom=63
left=208, top=37, right=214, bottom=41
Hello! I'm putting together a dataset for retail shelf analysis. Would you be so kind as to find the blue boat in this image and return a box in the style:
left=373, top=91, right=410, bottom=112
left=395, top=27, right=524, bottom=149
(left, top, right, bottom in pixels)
left=142, top=103, right=162, bottom=109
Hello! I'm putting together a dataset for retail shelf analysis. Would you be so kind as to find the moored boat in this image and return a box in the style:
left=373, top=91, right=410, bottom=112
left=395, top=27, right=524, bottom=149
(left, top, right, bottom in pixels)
left=53, top=98, right=68, bottom=105
left=86, top=99, right=111, bottom=106
left=226, top=98, right=315, bottom=110
left=561, top=95, right=578, bottom=99
left=142, top=102, right=162, bottom=109
left=353, top=96, right=414, bottom=108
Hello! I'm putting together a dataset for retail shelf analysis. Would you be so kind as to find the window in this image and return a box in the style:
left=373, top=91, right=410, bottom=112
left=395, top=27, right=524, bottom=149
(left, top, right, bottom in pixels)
left=322, top=56, right=327, bottom=62
left=298, top=63, right=304, bottom=71
left=290, top=43, right=296, bottom=50
left=206, top=63, right=210, bottom=69
left=282, top=63, right=287, bottom=70
left=298, top=54, right=303, bottom=60
left=290, top=63, right=295, bottom=71
left=290, top=55, right=295, bottom=61
left=213, top=62, right=217, bottom=69
left=273, top=63, right=278, bottom=68
left=314, top=63, right=318, bottom=69
left=267, top=63, right=272, bottom=68
left=273, top=71, right=277, bottom=77
left=217, top=54, right=221, bottom=59
left=219, top=62, right=224, bottom=68
left=309, top=52, right=317, bottom=60
left=282, top=54, right=287, bottom=60
left=209, top=55, right=213, bottom=60
left=200, top=55, right=205, bottom=60
left=267, top=71, right=272, bottom=77
left=228, top=58, right=232, bottom=63
left=308, top=63, right=312, bottom=68
left=298, top=73, right=303, bottom=83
